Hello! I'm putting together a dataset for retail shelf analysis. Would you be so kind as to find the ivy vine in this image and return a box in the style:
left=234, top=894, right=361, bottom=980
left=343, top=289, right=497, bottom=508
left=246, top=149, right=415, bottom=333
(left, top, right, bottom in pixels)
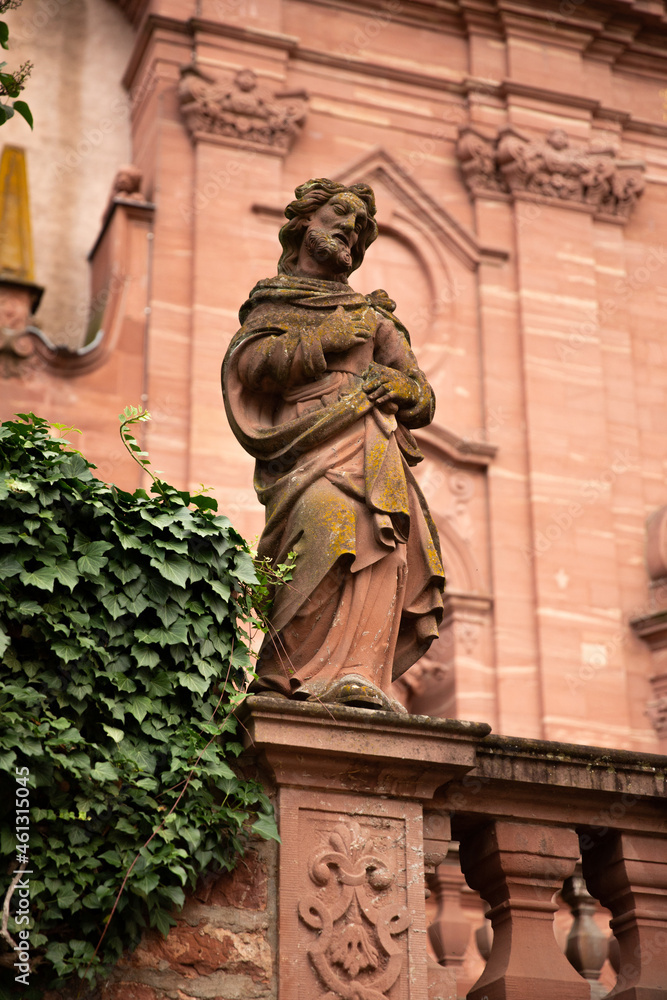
left=0, top=413, right=279, bottom=996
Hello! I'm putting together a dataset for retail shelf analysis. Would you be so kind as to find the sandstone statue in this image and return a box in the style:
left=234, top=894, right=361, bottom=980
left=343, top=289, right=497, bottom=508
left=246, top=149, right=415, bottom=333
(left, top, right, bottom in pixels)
left=222, top=178, right=444, bottom=709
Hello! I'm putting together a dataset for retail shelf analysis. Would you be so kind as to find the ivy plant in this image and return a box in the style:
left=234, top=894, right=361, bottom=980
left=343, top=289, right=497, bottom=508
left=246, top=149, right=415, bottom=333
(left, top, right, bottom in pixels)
left=0, top=413, right=279, bottom=995
left=0, top=1, right=32, bottom=128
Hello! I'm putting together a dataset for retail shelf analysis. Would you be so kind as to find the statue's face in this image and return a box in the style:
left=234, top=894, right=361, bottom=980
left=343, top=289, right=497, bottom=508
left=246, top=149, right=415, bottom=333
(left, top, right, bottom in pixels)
left=548, top=129, right=568, bottom=151
left=305, top=192, right=368, bottom=253
left=297, top=192, right=368, bottom=278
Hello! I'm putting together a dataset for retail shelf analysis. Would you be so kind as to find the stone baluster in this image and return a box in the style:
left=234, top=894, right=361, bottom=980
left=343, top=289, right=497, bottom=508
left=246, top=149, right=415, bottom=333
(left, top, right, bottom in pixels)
left=561, top=874, right=609, bottom=999
left=581, top=830, right=667, bottom=999
left=475, top=902, right=493, bottom=962
left=458, top=820, right=590, bottom=1000
left=426, top=844, right=471, bottom=968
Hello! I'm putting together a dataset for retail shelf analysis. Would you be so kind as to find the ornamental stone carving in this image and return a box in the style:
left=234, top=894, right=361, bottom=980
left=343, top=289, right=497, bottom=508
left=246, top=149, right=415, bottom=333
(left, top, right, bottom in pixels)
left=178, top=65, right=307, bottom=154
left=298, top=820, right=411, bottom=1000
left=0, top=287, right=42, bottom=379
left=457, top=125, right=645, bottom=222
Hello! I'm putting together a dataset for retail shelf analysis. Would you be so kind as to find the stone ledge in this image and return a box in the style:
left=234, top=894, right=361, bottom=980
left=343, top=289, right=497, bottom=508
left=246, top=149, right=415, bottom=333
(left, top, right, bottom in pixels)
left=241, top=695, right=490, bottom=797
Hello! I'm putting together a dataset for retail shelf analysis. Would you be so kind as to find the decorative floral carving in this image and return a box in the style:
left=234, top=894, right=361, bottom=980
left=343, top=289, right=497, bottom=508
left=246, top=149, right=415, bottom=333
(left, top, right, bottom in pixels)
left=457, top=125, right=645, bottom=221
left=298, top=821, right=410, bottom=1000
left=178, top=65, right=307, bottom=154
left=456, top=126, right=503, bottom=196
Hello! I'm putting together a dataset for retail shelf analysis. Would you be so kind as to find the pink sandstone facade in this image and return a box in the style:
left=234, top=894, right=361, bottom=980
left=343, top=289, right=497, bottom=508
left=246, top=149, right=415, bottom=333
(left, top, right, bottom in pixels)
left=2, top=5, right=667, bottom=999
left=4, top=0, right=667, bottom=753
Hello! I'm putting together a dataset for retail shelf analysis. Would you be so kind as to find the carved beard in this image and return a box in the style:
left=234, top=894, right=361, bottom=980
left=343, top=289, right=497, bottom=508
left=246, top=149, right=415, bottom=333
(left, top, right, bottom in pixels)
left=304, top=227, right=353, bottom=273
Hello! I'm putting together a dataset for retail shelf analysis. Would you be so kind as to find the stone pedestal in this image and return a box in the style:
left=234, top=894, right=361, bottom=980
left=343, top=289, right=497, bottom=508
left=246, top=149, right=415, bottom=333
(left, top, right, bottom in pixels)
left=241, top=696, right=489, bottom=1000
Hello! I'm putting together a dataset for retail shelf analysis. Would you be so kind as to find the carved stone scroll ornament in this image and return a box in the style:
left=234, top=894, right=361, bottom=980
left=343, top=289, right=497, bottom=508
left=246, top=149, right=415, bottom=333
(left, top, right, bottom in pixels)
left=457, top=126, right=645, bottom=221
left=178, top=65, right=307, bottom=154
left=298, top=821, right=411, bottom=1000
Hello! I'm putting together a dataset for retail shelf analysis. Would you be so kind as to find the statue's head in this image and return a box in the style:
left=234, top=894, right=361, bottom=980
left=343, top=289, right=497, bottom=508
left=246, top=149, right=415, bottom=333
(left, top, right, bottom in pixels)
left=278, top=178, right=378, bottom=277
left=547, top=129, right=568, bottom=151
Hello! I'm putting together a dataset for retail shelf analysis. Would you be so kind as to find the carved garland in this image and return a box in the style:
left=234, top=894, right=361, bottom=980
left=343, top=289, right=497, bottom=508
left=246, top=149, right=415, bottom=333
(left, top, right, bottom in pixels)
left=178, top=65, right=307, bottom=154
left=457, top=125, right=645, bottom=222
left=298, top=821, right=411, bottom=1000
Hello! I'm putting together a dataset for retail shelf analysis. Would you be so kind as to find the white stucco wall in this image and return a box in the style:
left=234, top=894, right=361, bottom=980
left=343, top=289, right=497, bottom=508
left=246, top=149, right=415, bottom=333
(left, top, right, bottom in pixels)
left=2, top=0, right=134, bottom=345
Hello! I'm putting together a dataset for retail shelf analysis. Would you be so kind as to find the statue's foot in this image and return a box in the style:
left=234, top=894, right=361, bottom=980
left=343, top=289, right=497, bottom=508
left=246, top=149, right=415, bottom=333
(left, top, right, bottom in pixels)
left=297, top=674, right=408, bottom=714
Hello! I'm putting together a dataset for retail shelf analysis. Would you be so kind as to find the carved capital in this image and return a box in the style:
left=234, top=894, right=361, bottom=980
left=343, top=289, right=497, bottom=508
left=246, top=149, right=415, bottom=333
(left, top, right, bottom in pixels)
left=457, top=125, right=645, bottom=222
left=178, top=64, right=307, bottom=155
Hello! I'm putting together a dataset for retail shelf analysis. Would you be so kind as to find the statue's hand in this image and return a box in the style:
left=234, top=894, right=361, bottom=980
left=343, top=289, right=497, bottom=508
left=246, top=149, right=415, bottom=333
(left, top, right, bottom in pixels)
left=318, top=306, right=375, bottom=354
left=361, top=363, right=420, bottom=414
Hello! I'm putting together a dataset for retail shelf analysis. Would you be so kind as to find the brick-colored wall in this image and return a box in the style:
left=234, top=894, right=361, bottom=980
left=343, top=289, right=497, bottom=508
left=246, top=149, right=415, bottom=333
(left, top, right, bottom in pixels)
left=101, top=841, right=277, bottom=1000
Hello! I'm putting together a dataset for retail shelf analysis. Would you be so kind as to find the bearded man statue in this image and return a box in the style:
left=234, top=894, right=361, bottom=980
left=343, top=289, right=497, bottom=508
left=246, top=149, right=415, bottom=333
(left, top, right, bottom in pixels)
left=222, top=178, right=444, bottom=710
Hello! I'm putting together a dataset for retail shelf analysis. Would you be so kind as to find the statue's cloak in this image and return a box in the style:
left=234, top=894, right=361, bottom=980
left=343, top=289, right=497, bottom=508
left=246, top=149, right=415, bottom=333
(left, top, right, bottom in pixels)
left=222, top=275, right=444, bottom=689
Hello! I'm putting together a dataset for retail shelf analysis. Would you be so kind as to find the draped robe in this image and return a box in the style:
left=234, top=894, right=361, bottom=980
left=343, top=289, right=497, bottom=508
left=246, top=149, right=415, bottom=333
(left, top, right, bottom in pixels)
left=222, top=275, right=444, bottom=697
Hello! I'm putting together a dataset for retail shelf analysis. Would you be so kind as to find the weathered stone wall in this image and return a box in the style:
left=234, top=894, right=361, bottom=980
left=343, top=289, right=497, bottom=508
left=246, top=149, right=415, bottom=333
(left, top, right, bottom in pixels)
left=101, top=840, right=277, bottom=1000
left=1, top=0, right=134, bottom=346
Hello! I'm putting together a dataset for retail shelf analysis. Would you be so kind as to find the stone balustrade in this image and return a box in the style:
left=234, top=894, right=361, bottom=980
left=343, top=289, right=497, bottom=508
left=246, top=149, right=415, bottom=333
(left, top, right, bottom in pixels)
left=241, top=697, right=667, bottom=1000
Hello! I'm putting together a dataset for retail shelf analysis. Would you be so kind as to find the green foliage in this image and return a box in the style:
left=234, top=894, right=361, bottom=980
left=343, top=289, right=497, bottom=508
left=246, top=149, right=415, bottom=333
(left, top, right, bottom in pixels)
left=0, top=1, right=32, bottom=128
left=0, top=414, right=279, bottom=994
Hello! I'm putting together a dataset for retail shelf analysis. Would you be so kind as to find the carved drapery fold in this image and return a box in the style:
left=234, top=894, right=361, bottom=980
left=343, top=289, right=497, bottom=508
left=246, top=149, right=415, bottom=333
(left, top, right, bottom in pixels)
left=178, top=65, right=307, bottom=154
left=457, top=125, right=645, bottom=222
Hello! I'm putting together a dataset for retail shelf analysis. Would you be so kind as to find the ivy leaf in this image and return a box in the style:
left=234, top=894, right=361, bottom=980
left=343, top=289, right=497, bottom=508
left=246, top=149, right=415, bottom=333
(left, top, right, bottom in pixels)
left=100, top=590, right=127, bottom=619
left=126, top=695, right=153, bottom=724
left=20, top=565, right=58, bottom=591
left=160, top=884, right=185, bottom=908
left=131, top=646, right=160, bottom=668
left=132, top=872, right=160, bottom=897
left=150, top=555, right=190, bottom=589
left=76, top=540, right=112, bottom=576
left=102, top=724, right=125, bottom=743
left=90, top=761, right=119, bottom=782
left=176, top=671, right=209, bottom=696
left=0, top=552, right=22, bottom=576
left=252, top=813, right=281, bottom=843
left=13, top=100, right=33, bottom=129
left=58, top=559, right=80, bottom=590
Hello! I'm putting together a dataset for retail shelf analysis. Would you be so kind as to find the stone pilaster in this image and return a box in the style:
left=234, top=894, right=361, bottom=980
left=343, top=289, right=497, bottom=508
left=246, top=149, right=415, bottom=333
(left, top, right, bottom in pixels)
left=240, top=697, right=489, bottom=1000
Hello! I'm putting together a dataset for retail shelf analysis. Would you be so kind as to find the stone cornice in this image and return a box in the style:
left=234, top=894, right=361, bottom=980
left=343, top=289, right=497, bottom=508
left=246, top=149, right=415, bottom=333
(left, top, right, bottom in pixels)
left=117, top=11, right=667, bottom=146
left=295, top=45, right=467, bottom=96
left=241, top=695, right=490, bottom=798
left=188, top=17, right=300, bottom=52
left=281, top=0, right=465, bottom=35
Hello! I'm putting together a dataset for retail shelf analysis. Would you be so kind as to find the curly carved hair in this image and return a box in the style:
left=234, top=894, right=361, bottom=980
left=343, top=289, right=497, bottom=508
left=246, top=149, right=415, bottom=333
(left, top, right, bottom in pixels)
left=278, top=178, right=378, bottom=276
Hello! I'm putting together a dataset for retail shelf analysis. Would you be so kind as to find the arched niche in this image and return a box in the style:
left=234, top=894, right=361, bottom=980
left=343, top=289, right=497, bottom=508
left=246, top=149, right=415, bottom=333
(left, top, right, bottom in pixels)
left=331, top=146, right=507, bottom=409
left=353, top=225, right=437, bottom=354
